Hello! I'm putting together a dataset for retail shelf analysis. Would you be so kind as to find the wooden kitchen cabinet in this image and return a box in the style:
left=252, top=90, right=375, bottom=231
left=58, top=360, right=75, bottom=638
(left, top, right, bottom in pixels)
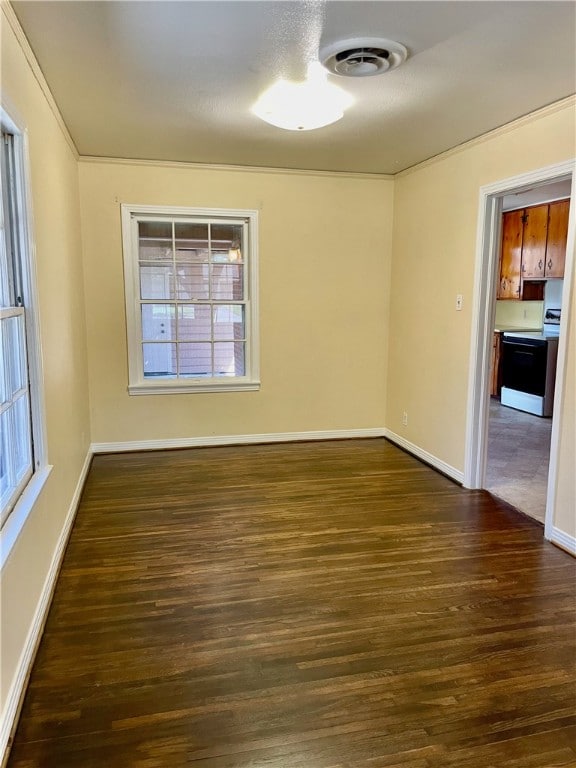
left=497, top=198, right=569, bottom=299
left=498, top=210, right=523, bottom=299
left=520, top=204, right=549, bottom=278
left=545, top=199, right=570, bottom=278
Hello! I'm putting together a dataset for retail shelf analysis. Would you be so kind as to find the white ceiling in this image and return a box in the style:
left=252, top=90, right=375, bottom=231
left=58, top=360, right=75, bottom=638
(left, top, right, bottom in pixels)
left=502, top=179, right=572, bottom=211
left=11, top=1, right=576, bottom=174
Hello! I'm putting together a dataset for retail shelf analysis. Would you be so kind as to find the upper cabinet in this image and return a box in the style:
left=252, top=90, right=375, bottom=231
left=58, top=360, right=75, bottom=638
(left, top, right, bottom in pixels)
left=498, top=199, right=570, bottom=300
left=520, top=205, right=549, bottom=279
left=499, top=209, right=523, bottom=300
left=545, top=199, right=570, bottom=278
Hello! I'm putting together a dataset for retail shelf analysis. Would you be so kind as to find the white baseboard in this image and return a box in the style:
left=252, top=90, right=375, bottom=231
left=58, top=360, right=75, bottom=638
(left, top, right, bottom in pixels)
left=91, top=428, right=386, bottom=454
left=383, top=429, right=464, bottom=484
left=0, top=449, right=92, bottom=765
left=91, top=428, right=464, bottom=485
left=549, top=526, right=576, bottom=556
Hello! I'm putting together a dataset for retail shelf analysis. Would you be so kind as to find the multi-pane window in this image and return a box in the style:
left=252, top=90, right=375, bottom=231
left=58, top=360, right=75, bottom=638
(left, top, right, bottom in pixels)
left=122, top=206, right=259, bottom=393
left=1, top=129, right=34, bottom=524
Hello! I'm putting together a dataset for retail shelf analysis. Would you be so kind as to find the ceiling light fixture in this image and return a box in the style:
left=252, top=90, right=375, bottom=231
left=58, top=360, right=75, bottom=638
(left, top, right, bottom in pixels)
left=252, top=63, right=353, bottom=131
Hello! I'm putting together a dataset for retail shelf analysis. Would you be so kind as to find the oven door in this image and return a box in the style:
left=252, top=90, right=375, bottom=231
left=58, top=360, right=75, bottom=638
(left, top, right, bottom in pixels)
left=501, top=337, right=547, bottom=396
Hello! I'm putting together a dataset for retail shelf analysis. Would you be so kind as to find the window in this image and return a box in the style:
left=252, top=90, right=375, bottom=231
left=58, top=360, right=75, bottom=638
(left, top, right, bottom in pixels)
left=1, top=119, right=47, bottom=541
left=121, top=205, right=259, bottom=394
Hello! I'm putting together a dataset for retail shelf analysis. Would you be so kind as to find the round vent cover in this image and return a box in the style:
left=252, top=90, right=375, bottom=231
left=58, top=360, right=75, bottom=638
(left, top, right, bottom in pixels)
left=320, top=37, right=408, bottom=78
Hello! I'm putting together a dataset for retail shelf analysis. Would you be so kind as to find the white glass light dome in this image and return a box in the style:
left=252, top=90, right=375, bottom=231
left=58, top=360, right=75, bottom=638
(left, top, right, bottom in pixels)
left=252, top=64, right=353, bottom=131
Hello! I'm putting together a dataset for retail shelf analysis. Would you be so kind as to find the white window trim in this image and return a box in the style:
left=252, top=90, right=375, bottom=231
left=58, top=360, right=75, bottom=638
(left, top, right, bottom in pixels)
left=121, top=204, right=260, bottom=394
left=1, top=108, right=51, bottom=568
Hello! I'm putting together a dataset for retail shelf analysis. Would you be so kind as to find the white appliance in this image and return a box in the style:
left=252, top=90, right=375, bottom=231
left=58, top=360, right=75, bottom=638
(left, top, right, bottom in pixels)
left=500, top=281, right=562, bottom=417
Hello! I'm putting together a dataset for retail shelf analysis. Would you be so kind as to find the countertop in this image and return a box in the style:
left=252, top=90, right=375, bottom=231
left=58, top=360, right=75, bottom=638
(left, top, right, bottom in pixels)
left=493, top=325, right=542, bottom=333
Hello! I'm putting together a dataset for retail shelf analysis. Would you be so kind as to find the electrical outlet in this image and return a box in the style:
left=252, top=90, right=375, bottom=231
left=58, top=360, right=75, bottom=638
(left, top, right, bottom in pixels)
left=456, top=294, right=463, bottom=311
left=402, top=411, right=408, bottom=426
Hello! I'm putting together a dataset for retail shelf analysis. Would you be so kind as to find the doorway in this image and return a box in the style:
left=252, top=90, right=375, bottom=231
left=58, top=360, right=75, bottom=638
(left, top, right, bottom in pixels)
left=464, top=160, right=575, bottom=542
left=484, top=180, right=571, bottom=523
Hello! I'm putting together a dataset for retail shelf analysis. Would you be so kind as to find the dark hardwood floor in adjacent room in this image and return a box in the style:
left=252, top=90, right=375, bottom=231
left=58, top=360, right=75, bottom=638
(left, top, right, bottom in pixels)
left=7, top=439, right=576, bottom=768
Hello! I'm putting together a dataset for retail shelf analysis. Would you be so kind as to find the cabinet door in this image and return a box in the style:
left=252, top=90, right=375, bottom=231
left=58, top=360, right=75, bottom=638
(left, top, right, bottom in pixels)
left=545, top=199, right=569, bottom=278
left=521, top=204, right=548, bottom=278
left=498, top=210, right=523, bottom=299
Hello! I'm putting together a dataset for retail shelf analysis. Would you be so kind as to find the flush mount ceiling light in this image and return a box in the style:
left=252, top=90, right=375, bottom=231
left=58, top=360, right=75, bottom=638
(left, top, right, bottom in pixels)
left=320, top=37, right=408, bottom=78
left=251, top=63, right=353, bottom=131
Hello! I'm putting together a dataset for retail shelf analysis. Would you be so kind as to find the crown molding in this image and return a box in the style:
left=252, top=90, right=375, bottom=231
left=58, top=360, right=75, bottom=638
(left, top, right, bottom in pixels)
left=397, top=95, right=576, bottom=178
left=77, top=155, right=394, bottom=181
left=2, top=1, right=79, bottom=159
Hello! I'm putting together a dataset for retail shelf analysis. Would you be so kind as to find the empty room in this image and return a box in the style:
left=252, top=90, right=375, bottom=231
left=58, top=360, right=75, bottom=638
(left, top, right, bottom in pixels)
left=1, top=2, right=575, bottom=766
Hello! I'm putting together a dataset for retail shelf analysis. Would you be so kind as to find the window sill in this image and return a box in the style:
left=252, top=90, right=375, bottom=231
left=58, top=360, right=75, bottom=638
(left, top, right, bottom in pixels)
left=1, top=465, right=53, bottom=569
left=128, top=380, right=261, bottom=395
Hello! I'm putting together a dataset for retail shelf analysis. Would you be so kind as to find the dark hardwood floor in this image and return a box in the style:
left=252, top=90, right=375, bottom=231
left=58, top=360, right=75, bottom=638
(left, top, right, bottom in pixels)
left=7, top=439, right=576, bottom=767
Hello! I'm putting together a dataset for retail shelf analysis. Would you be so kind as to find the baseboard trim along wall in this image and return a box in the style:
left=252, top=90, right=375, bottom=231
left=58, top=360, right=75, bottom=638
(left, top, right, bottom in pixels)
left=90, top=428, right=387, bottom=454
left=92, top=432, right=576, bottom=553
left=383, top=429, right=465, bottom=484
left=550, top=526, right=576, bottom=556
left=0, top=449, right=93, bottom=765
left=91, top=429, right=464, bottom=483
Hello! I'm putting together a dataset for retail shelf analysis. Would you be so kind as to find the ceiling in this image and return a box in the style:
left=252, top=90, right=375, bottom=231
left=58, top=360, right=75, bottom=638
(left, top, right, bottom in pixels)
left=11, top=1, right=576, bottom=174
left=502, top=179, right=572, bottom=211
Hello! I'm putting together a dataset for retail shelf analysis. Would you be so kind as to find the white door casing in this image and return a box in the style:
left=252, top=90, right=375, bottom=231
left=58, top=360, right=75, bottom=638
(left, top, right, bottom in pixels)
left=464, top=159, right=575, bottom=547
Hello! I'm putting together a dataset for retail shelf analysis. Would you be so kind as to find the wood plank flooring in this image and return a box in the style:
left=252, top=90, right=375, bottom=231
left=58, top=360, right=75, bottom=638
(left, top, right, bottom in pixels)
left=7, top=439, right=576, bottom=767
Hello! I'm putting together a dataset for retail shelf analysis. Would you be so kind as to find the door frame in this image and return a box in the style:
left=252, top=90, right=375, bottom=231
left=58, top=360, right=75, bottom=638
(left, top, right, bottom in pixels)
left=464, top=159, right=575, bottom=544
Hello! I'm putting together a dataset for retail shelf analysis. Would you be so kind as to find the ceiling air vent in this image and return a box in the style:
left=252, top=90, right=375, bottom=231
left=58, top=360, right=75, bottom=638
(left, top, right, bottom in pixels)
left=320, top=37, right=408, bottom=78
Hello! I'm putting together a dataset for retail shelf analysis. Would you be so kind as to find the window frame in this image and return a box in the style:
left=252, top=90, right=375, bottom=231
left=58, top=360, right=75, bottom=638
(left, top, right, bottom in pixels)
left=1, top=108, right=50, bottom=567
left=121, top=204, right=260, bottom=394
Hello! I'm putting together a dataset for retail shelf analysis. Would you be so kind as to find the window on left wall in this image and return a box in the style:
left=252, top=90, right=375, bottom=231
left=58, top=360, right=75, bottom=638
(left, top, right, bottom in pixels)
left=1, top=116, right=48, bottom=555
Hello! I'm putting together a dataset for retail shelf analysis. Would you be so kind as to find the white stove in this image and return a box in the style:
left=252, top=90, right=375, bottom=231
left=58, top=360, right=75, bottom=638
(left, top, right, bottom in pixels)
left=500, top=306, right=561, bottom=417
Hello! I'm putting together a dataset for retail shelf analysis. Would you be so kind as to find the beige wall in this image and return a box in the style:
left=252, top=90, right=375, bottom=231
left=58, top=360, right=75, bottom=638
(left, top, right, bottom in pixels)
left=387, top=101, right=575, bottom=522
left=0, top=8, right=91, bottom=715
left=78, top=161, right=393, bottom=444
